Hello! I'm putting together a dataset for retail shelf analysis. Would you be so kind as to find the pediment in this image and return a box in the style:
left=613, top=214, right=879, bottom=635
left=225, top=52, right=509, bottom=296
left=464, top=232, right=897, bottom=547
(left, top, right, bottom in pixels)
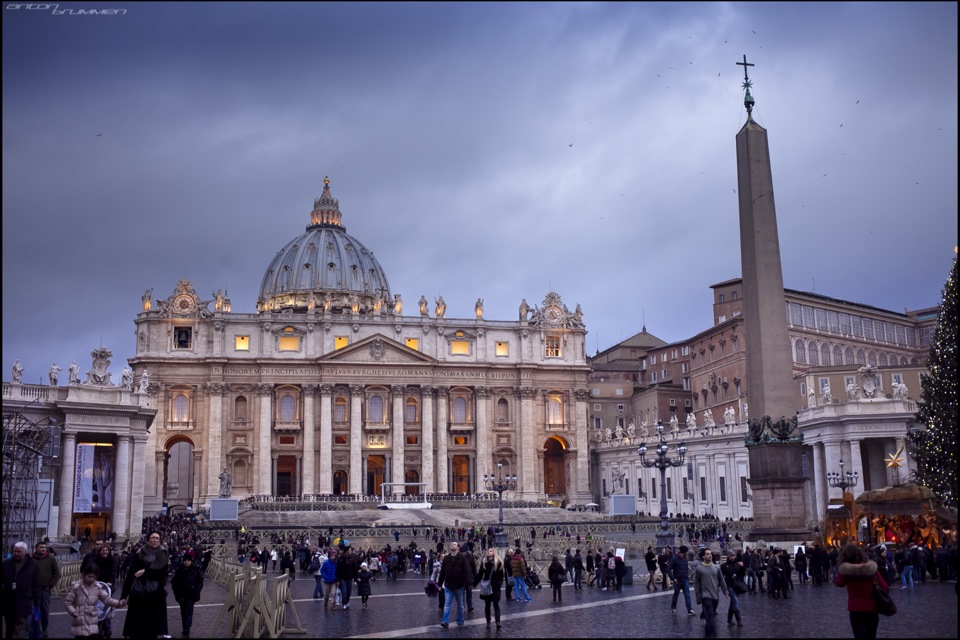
left=317, top=333, right=437, bottom=365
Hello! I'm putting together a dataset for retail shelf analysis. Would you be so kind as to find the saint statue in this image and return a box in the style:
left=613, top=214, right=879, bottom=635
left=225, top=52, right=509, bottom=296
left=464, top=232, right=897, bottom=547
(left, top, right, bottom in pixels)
left=393, top=294, right=403, bottom=315
left=435, top=296, right=446, bottom=318
left=137, top=370, right=150, bottom=394
left=68, top=361, right=80, bottom=386
left=142, top=289, right=152, bottom=312
left=702, top=409, right=715, bottom=428
left=892, top=381, right=909, bottom=400
left=49, top=361, right=61, bottom=386
left=519, top=298, right=529, bottom=321
left=626, top=422, right=636, bottom=438
left=120, top=367, right=133, bottom=390
left=219, top=467, right=232, bottom=498
left=723, top=406, right=736, bottom=425
left=613, top=424, right=624, bottom=440
left=669, top=413, right=679, bottom=428
left=821, top=383, right=833, bottom=404
left=12, top=359, right=24, bottom=384
left=604, top=426, right=613, bottom=441
left=685, top=412, right=697, bottom=430
left=475, top=298, right=483, bottom=319
left=574, top=304, right=583, bottom=326
left=419, top=295, right=429, bottom=316
left=846, top=381, right=859, bottom=401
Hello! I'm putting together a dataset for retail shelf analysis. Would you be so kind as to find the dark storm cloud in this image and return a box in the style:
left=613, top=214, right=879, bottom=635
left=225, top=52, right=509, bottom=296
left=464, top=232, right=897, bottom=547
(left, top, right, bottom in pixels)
left=3, top=2, right=957, bottom=379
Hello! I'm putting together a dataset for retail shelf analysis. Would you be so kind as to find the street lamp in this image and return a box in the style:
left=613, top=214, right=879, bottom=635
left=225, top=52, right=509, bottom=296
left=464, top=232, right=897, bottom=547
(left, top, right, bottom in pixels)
left=637, top=420, right=687, bottom=550
left=827, top=458, right=859, bottom=493
left=483, top=463, right=516, bottom=548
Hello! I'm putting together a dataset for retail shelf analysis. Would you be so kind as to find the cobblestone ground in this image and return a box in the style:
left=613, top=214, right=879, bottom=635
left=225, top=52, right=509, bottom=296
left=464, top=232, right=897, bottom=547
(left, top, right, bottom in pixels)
left=45, top=569, right=957, bottom=638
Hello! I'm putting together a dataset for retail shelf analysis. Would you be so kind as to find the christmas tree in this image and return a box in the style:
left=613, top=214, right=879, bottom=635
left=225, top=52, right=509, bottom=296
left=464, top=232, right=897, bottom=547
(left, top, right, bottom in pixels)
left=910, top=255, right=958, bottom=506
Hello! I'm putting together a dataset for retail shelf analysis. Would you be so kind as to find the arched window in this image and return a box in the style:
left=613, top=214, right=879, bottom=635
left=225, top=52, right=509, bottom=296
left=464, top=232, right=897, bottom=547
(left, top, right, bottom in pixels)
left=453, top=397, right=467, bottom=423
left=846, top=347, right=855, bottom=365
left=547, top=395, right=563, bottom=425
left=233, top=459, right=247, bottom=488
left=795, top=339, right=806, bottom=364
left=234, top=396, right=248, bottom=423
left=856, top=349, right=866, bottom=365
left=173, top=394, right=189, bottom=422
left=334, top=396, right=347, bottom=423
left=834, top=345, right=843, bottom=366
left=279, top=395, right=296, bottom=421
left=867, top=350, right=877, bottom=367
left=496, top=398, right=509, bottom=423
left=808, top=341, right=819, bottom=365
left=900, top=356, right=908, bottom=365
left=879, top=353, right=888, bottom=367
left=821, top=344, right=831, bottom=366
left=405, top=397, right=418, bottom=423
left=369, top=395, right=384, bottom=423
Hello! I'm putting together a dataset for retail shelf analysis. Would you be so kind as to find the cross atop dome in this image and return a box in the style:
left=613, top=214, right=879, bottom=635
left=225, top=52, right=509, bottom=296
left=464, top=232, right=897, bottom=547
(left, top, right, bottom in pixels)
left=310, top=175, right=343, bottom=228
left=737, top=55, right=755, bottom=116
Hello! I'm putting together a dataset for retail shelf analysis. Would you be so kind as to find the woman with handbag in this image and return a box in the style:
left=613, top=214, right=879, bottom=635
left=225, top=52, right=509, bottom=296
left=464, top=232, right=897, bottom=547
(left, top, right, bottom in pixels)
left=547, top=555, right=565, bottom=602
left=834, top=543, right=890, bottom=639
left=721, top=553, right=746, bottom=627
left=120, top=531, right=169, bottom=639
left=474, top=548, right=504, bottom=629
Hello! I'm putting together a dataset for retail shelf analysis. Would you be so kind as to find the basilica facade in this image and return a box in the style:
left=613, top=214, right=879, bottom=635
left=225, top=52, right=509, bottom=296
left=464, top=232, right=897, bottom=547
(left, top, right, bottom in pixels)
left=131, top=179, right=592, bottom=513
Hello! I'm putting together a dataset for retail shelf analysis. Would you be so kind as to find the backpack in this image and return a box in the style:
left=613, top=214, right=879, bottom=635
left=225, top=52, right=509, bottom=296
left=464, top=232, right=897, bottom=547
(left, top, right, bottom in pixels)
left=608, top=556, right=616, bottom=570
left=308, top=557, right=321, bottom=573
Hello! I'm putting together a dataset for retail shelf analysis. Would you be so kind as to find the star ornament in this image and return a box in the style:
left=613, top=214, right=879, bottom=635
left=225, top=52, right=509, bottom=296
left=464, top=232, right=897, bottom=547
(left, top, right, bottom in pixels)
left=884, top=444, right=905, bottom=469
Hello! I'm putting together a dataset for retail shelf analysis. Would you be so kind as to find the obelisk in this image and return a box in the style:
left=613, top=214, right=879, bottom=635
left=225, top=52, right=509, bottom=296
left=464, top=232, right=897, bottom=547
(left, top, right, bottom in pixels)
left=735, top=56, right=809, bottom=542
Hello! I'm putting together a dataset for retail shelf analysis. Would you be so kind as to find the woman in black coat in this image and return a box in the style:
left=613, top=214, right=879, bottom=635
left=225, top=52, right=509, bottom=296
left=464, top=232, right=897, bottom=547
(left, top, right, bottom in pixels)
left=120, top=531, right=170, bottom=639
left=474, top=547, right=505, bottom=629
left=794, top=547, right=808, bottom=584
left=94, top=544, right=117, bottom=588
left=548, top=555, right=566, bottom=602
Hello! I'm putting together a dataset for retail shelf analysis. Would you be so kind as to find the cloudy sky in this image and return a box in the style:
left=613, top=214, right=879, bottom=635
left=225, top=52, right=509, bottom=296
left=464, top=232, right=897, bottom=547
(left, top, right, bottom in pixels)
left=3, top=2, right=957, bottom=383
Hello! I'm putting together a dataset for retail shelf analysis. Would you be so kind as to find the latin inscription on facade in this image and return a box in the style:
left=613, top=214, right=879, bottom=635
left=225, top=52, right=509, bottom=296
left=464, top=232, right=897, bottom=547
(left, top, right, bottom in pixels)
left=752, top=488, right=806, bottom=528
left=211, top=366, right=527, bottom=380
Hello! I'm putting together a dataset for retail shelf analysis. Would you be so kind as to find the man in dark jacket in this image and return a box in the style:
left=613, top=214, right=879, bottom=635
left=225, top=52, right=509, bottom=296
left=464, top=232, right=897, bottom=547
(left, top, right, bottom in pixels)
left=438, top=542, right=473, bottom=628
left=658, top=547, right=673, bottom=591
left=171, top=551, right=204, bottom=637
left=668, top=545, right=694, bottom=615
left=2, top=541, right=41, bottom=639
left=33, top=541, right=60, bottom=638
left=335, top=547, right=359, bottom=609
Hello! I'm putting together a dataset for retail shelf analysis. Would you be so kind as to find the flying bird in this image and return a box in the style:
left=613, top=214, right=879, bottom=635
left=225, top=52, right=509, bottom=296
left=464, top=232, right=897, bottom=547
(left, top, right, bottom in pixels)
left=732, top=188, right=736, bottom=194
left=668, top=66, right=674, bottom=70
left=569, top=143, right=573, bottom=147
left=822, top=174, right=827, bottom=177
left=718, top=72, right=720, bottom=77
left=839, top=124, right=843, bottom=128
left=657, top=74, right=662, bottom=77
left=752, top=30, right=756, bottom=34
left=96, top=133, right=102, bottom=137
left=856, top=99, right=860, bottom=104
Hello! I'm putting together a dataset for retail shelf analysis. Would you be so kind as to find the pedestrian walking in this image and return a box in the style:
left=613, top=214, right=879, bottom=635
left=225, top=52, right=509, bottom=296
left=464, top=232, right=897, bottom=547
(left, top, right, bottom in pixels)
left=438, top=542, right=472, bottom=628
left=645, top=546, right=659, bottom=591
left=564, top=549, right=575, bottom=584
left=34, top=540, right=61, bottom=638
left=3, top=541, right=41, bottom=640
left=356, top=562, right=373, bottom=609
left=336, top=547, right=358, bottom=610
left=834, top=543, right=889, bottom=640
left=120, top=531, right=170, bottom=639
left=572, top=549, right=584, bottom=591
left=271, top=547, right=278, bottom=571
left=795, top=546, right=809, bottom=584
left=548, top=555, right=565, bottom=602
left=309, top=550, right=325, bottom=599
left=431, top=552, right=446, bottom=614
left=668, top=545, right=694, bottom=615
left=658, top=547, right=673, bottom=591
left=694, top=549, right=728, bottom=638
left=319, top=551, right=338, bottom=608
left=65, top=564, right=125, bottom=639
left=170, top=551, right=204, bottom=637
left=279, top=550, right=296, bottom=582
left=510, top=550, right=533, bottom=602
left=721, top=553, right=745, bottom=627
left=475, top=548, right=504, bottom=630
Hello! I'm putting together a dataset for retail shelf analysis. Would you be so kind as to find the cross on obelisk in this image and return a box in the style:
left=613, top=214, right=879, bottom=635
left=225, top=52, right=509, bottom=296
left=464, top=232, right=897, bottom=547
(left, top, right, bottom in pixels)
left=737, top=55, right=756, bottom=115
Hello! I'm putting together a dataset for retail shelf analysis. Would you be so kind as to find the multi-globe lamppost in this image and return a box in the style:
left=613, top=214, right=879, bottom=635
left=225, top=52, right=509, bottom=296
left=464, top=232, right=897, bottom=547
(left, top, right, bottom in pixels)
left=483, top=462, right=517, bottom=548
left=637, top=420, right=687, bottom=550
left=827, top=458, right=860, bottom=544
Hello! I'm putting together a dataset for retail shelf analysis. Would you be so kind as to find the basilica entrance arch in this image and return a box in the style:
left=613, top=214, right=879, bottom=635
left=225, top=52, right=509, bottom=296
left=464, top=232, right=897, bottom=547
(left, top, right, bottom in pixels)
left=542, top=436, right=568, bottom=498
left=367, top=455, right=386, bottom=496
left=164, top=435, right=196, bottom=507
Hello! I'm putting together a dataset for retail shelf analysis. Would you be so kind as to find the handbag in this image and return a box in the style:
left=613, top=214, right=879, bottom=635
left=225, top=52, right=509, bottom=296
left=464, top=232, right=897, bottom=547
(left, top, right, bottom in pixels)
left=873, top=578, right=896, bottom=616
left=732, top=577, right=748, bottom=594
left=479, top=579, right=493, bottom=597
left=506, top=575, right=514, bottom=587
left=424, top=581, right=439, bottom=598
left=130, top=577, right=160, bottom=597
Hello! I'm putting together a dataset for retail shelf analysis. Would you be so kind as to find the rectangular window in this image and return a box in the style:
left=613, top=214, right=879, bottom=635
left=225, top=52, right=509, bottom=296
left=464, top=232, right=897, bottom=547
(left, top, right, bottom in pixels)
left=853, top=316, right=864, bottom=337
left=667, top=477, right=672, bottom=500
left=884, top=322, right=896, bottom=344
left=615, top=388, right=623, bottom=396
left=406, top=436, right=419, bottom=445
left=682, top=346, right=690, bottom=356
left=545, top=336, right=561, bottom=357
left=840, top=313, right=852, bottom=335
left=593, top=404, right=601, bottom=411
left=741, top=477, right=749, bottom=503
left=495, top=341, right=509, bottom=356
left=594, top=418, right=601, bottom=429
left=617, top=417, right=624, bottom=427
left=863, top=318, right=875, bottom=339
left=334, top=435, right=348, bottom=445
left=405, top=338, right=419, bottom=350
left=891, top=373, right=903, bottom=385
left=453, top=436, right=469, bottom=446
left=651, top=355, right=657, bottom=365
left=278, top=336, right=299, bottom=351
left=651, top=372, right=657, bottom=382
left=719, top=477, right=726, bottom=502
left=820, top=377, right=830, bottom=393
left=279, top=435, right=295, bottom=445
left=681, top=363, right=689, bottom=373
left=906, top=326, right=916, bottom=347
left=651, top=478, right=657, bottom=500
left=801, top=452, right=810, bottom=478
left=335, top=336, right=349, bottom=350
left=731, top=291, right=738, bottom=300
left=718, top=315, right=727, bottom=323
left=700, top=476, right=707, bottom=500
left=815, top=308, right=828, bottom=331
left=451, top=340, right=470, bottom=355
left=719, top=294, right=725, bottom=303
left=788, top=303, right=802, bottom=326
left=895, top=325, right=906, bottom=345
left=800, top=382, right=807, bottom=397
left=669, top=399, right=676, bottom=407
left=683, top=477, right=690, bottom=501
left=683, top=377, right=691, bottom=391
left=234, top=335, right=250, bottom=351
left=617, top=404, right=625, bottom=412
left=802, top=305, right=816, bottom=329
left=827, top=310, right=840, bottom=333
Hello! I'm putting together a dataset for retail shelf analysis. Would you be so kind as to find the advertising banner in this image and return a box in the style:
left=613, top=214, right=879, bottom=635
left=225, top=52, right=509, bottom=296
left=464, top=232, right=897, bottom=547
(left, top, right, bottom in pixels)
left=74, top=444, right=95, bottom=513
left=73, top=444, right=115, bottom=513
left=94, top=446, right=115, bottom=512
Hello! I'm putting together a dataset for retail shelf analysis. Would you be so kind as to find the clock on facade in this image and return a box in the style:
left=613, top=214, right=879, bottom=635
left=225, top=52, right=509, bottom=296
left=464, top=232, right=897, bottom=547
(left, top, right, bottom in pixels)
left=173, top=294, right=196, bottom=315
left=544, top=305, right=563, bottom=324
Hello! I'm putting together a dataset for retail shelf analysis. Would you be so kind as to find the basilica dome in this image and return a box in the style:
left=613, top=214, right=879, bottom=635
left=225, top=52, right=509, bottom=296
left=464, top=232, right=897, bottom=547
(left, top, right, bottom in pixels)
left=257, top=178, right=392, bottom=314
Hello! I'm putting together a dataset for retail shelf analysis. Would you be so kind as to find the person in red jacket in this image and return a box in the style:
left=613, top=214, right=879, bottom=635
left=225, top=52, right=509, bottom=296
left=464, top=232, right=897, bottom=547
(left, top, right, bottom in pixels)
left=834, top=543, right=889, bottom=639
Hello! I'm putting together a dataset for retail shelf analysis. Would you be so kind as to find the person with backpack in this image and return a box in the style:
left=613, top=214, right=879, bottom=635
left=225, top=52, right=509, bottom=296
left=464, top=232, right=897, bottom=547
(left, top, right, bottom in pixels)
left=604, top=551, right=617, bottom=591
left=65, top=564, right=125, bottom=638
left=309, top=550, right=325, bottom=599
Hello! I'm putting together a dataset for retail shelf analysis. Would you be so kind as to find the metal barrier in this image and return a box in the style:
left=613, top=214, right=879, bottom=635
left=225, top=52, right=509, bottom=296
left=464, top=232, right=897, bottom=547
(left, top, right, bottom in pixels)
left=208, top=560, right=305, bottom=638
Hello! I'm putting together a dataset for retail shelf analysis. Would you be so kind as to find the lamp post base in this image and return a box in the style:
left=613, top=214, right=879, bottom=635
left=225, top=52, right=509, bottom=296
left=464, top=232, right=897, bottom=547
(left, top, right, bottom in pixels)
left=494, top=529, right=508, bottom=548
left=655, top=529, right=676, bottom=550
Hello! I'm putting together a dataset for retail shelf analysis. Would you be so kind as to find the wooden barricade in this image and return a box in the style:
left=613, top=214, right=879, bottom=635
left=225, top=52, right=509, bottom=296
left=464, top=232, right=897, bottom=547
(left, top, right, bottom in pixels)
left=211, top=569, right=249, bottom=638
left=269, top=574, right=305, bottom=637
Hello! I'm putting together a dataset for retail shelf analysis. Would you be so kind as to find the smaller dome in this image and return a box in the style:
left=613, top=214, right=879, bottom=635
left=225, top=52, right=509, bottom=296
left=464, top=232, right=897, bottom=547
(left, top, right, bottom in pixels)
left=257, top=178, right=392, bottom=315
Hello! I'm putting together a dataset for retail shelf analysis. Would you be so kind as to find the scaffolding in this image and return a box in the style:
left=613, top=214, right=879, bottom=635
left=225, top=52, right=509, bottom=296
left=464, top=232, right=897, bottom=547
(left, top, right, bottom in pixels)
left=1, top=406, right=59, bottom=554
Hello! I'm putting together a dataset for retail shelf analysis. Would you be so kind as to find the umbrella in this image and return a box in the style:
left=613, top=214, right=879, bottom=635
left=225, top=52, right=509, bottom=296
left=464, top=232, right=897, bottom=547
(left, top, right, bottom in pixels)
left=585, top=502, right=600, bottom=507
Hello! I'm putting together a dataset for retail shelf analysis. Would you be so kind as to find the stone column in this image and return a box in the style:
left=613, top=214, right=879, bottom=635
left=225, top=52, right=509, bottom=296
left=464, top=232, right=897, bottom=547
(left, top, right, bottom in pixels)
left=58, top=432, right=77, bottom=538
left=271, top=456, right=278, bottom=495
left=823, top=441, right=843, bottom=501
left=895, top=436, right=911, bottom=481
left=474, top=387, right=489, bottom=487
left=350, top=384, right=364, bottom=496
left=143, top=383, right=162, bottom=511
left=436, top=387, right=449, bottom=493
left=574, top=388, right=592, bottom=501
left=155, top=452, right=167, bottom=500
left=192, top=449, right=203, bottom=507
left=296, top=455, right=302, bottom=495
left=813, top=442, right=828, bottom=523
left=113, top=435, right=132, bottom=538
left=129, top=436, right=147, bottom=534
left=421, top=386, right=435, bottom=493
left=205, top=383, right=227, bottom=499
left=519, top=387, right=537, bottom=499
left=256, top=383, right=273, bottom=495
left=847, top=438, right=864, bottom=492
left=319, top=385, right=334, bottom=494
left=391, top=385, right=405, bottom=494
left=302, top=384, right=318, bottom=495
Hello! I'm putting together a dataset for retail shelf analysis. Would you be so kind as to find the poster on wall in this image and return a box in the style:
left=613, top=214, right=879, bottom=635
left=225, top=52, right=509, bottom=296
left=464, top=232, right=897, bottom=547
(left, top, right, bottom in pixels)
left=74, top=444, right=115, bottom=513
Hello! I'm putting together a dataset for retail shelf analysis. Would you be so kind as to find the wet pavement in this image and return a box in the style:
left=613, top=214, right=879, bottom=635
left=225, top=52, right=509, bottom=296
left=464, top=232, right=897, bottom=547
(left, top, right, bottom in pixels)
left=44, top=569, right=957, bottom=638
